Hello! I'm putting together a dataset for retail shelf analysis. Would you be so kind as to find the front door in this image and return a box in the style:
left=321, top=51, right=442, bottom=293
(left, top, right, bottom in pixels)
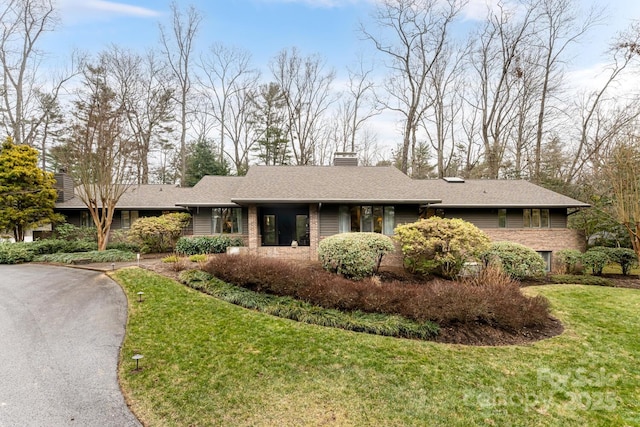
left=260, top=206, right=309, bottom=246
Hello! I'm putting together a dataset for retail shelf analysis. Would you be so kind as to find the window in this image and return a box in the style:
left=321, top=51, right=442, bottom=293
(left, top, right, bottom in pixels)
left=80, top=211, right=92, bottom=228
left=523, top=209, right=550, bottom=228
left=338, top=205, right=395, bottom=235
left=212, top=208, right=242, bottom=234
left=537, top=251, right=552, bottom=272
left=121, top=210, right=139, bottom=229
left=498, top=209, right=507, bottom=228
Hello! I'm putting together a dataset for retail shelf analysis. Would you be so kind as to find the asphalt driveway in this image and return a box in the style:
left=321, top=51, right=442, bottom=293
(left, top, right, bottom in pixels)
left=0, top=264, right=140, bottom=426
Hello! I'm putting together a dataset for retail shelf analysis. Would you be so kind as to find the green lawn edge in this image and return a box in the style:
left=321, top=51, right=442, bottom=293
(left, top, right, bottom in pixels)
left=113, top=267, right=640, bottom=427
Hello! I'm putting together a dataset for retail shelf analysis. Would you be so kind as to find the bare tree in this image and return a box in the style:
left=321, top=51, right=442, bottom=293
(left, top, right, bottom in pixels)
left=0, top=0, right=81, bottom=170
left=421, top=38, right=467, bottom=178
left=567, top=24, right=640, bottom=182
left=530, top=0, right=602, bottom=181
left=65, top=61, right=136, bottom=250
left=159, top=1, right=201, bottom=184
left=466, top=2, right=538, bottom=178
left=601, top=136, right=640, bottom=258
left=198, top=42, right=259, bottom=167
left=106, top=46, right=174, bottom=184
left=361, top=0, right=464, bottom=175
left=270, top=47, right=336, bottom=165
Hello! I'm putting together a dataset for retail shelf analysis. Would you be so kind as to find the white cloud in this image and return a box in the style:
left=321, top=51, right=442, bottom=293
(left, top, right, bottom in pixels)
left=58, top=0, right=160, bottom=22
left=255, top=0, right=366, bottom=8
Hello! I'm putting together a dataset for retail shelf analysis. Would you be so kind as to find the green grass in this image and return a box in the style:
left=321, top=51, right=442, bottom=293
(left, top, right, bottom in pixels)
left=113, top=268, right=640, bottom=426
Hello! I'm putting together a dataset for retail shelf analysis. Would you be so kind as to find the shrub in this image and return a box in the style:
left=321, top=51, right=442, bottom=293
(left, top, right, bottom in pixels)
left=318, top=232, right=395, bottom=280
left=175, top=235, right=244, bottom=256
left=555, top=249, right=583, bottom=274
left=0, top=242, right=34, bottom=264
left=201, top=255, right=551, bottom=332
left=395, top=217, right=490, bottom=279
left=53, top=223, right=97, bottom=242
left=480, top=241, right=546, bottom=280
left=35, top=249, right=135, bottom=263
left=606, top=247, right=638, bottom=275
left=162, top=254, right=180, bottom=263
left=128, top=213, right=191, bottom=253
left=189, top=254, right=207, bottom=262
left=581, top=248, right=610, bottom=276
left=550, top=274, right=612, bottom=287
left=106, top=241, right=141, bottom=252
left=30, top=238, right=97, bottom=254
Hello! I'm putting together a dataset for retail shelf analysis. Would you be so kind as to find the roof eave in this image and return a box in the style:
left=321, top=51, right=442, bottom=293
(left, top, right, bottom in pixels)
left=230, top=198, right=442, bottom=204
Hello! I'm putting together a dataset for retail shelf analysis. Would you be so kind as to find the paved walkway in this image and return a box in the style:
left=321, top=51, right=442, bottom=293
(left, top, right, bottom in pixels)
left=0, top=264, right=141, bottom=426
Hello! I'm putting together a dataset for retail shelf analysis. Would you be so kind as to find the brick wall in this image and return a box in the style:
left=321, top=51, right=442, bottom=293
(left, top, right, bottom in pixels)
left=256, top=246, right=312, bottom=261
left=483, top=228, right=586, bottom=253
left=309, top=204, right=319, bottom=260
left=247, top=205, right=258, bottom=255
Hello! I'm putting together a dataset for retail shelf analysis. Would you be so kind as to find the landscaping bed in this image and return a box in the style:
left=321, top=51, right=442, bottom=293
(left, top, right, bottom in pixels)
left=159, top=254, right=562, bottom=346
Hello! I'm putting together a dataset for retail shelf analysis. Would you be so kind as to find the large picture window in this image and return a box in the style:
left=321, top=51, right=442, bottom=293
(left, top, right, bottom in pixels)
left=212, top=208, right=242, bottom=234
left=523, top=209, right=549, bottom=228
left=339, top=205, right=395, bottom=235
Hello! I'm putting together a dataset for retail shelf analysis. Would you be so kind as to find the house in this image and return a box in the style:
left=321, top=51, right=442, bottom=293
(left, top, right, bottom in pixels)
left=54, top=155, right=589, bottom=268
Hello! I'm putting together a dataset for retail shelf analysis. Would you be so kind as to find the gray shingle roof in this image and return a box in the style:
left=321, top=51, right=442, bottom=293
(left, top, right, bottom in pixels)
left=175, top=176, right=244, bottom=207
left=417, top=179, right=589, bottom=208
left=55, top=184, right=191, bottom=210
left=54, top=170, right=589, bottom=210
left=231, top=166, right=442, bottom=204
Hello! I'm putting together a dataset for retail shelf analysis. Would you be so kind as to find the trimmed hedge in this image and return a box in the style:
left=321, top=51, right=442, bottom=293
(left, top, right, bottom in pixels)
left=481, top=241, right=546, bottom=280
left=318, top=232, right=395, bottom=280
left=581, top=247, right=610, bottom=276
left=395, top=217, right=490, bottom=279
left=175, top=235, right=245, bottom=256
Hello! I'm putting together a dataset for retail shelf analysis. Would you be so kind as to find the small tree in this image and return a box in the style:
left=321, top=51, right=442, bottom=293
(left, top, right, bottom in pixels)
left=128, top=212, right=191, bottom=253
left=0, top=137, right=63, bottom=241
left=395, top=217, right=490, bottom=279
left=605, top=247, right=638, bottom=276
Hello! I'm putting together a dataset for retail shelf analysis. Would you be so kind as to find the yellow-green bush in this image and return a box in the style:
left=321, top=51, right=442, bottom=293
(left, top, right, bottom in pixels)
left=128, top=213, right=191, bottom=253
left=395, top=217, right=490, bottom=279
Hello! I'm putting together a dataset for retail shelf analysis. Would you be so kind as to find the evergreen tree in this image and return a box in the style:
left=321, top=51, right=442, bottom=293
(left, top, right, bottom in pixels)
left=184, top=139, right=229, bottom=187
left=251, top=82, right=291, bottom=165
left=0, top=136, right=63, bottom=241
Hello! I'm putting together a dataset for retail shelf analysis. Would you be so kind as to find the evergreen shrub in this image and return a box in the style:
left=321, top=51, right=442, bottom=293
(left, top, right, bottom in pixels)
left=395, top=217, right=490, bottom=279
left=481, top=241, right=546, bottom=280
left=318, top=232, right=395, bottom=280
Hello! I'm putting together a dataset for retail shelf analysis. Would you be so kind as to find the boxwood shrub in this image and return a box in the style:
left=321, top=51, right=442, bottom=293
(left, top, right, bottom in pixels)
left=318, top=232, right=395, bottom=280
left=480, top=241, right=546, bottom=280
left=175, top=235, right=245, bottom=255
left=581, top=247, right=610, bottom=276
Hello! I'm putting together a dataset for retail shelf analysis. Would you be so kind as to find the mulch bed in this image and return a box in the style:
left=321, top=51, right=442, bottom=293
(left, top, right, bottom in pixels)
left=146, top=261, right=635, bottom=347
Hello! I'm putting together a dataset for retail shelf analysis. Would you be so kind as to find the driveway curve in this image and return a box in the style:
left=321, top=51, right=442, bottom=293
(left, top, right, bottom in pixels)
left=0, top=264, right=140, bottom=426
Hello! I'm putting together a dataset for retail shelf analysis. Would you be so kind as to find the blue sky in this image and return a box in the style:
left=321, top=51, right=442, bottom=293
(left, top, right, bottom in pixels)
left=37, top=0, right=640, bottom=156
left=44, top=0, right=640, bottom=79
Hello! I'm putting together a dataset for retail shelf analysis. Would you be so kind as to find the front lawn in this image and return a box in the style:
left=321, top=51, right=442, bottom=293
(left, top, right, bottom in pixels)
left=113, top=268, right=640, bottom=426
